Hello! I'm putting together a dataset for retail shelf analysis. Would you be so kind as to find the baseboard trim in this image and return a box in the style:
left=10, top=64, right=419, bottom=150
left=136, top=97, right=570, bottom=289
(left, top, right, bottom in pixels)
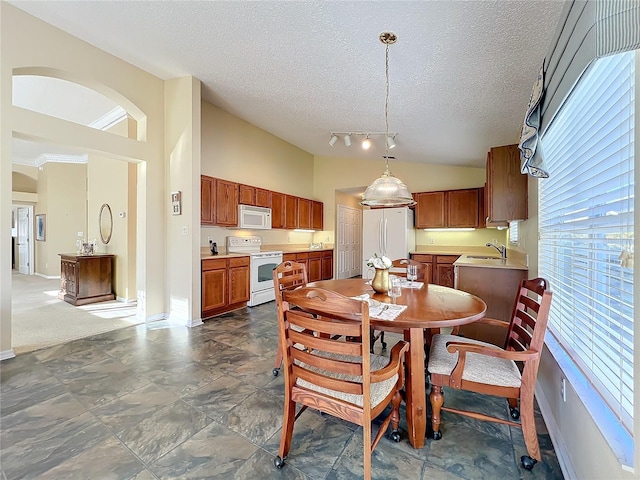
left=535, top=385, right=577, bottom=480
left=34, top=273, right=60, bottom=280
left=116, top=296, right=137, bottom=303
left=141, top=312, right=166, bottom=323
left=0, top=349, right=16, bottom=361
left=187, top=318, right=204, bottom=328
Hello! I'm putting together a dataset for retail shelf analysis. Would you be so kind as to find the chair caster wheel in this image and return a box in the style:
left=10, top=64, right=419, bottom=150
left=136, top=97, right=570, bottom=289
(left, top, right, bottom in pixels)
left=272, top=368, right=279, bottom=377
left=432, top=431, right=442, bottom=440
left=390, top=431, right=401, bottom=443
left=274, top=456, right=285, bottom=469
left=521, top=455, right=537, bottom=470
left=381, top=341, right=387, bottom=350
left=510, top=407, right=520, bottom=420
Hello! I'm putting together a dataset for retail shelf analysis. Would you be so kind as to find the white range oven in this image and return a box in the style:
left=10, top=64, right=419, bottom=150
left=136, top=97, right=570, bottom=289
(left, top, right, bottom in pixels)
left=226, top=236, right=283, bottom=307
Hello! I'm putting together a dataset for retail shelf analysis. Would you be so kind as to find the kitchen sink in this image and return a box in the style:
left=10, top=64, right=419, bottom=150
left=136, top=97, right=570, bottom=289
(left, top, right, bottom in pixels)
left=466, top=255, right=503, bottom=260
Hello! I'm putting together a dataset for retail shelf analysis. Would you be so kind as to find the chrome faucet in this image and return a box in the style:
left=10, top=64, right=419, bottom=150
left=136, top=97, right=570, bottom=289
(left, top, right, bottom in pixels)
left=486, top=242, right=507, bottom=259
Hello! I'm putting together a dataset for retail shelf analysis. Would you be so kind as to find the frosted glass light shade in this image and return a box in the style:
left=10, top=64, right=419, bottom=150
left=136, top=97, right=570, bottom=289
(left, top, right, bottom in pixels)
left=360, top=171, right=415, bottom=207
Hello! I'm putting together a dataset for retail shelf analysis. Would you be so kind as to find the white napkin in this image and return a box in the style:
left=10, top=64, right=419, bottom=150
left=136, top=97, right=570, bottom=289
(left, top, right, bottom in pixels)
left=399, top=279, right=424, bottom=289
left=369, top=303, right=407, bottom=321
left=350, top=295, right=406, bottom=320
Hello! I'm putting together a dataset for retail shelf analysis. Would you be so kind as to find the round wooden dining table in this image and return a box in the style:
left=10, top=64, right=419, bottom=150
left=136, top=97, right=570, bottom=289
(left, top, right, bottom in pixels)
left=307, top=278, right=487, bottom=449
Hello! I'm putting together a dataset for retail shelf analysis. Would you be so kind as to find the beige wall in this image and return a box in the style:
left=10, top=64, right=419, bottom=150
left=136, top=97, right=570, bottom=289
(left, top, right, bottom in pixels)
left=2, top=3, right=167, bottom=356
left=165, top=76, right=201, bottom=324
left=87, top=155, right=135, bottom=301
left=35, top=163, right=87, bottom=277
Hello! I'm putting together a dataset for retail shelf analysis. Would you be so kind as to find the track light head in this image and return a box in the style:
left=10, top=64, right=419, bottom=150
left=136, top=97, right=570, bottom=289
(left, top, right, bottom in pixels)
left=362, top=136, right=372, bottom=150
left=329, top=134, right=338, bottom=147
left=344, top=134, right=352, bottom=147
left=386, top=135, right=396, bottom=149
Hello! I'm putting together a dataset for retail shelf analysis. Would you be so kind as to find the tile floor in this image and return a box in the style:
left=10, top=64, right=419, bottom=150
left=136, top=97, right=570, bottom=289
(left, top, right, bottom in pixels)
left=0, top=303, right=564, bottom=479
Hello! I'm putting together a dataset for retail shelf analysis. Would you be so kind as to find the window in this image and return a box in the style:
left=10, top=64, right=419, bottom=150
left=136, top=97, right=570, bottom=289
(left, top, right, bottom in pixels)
left=539, top=51, right=635, bottom=434
left=508, top=220, right=520, bottom=246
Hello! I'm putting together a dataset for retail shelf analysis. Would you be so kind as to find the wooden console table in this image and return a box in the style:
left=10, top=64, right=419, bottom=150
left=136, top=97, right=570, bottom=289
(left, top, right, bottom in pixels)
left=59, top=253, right=115, bottom=306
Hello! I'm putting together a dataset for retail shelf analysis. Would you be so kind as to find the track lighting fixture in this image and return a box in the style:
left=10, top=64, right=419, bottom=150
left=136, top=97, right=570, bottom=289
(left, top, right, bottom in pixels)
left=328, top=134, right=338, bottom=147
left=344, top=134, right=351, bottom=147
left=362, top=136, right=371, bottom=150
left=386, top=135, right=396, bottom=149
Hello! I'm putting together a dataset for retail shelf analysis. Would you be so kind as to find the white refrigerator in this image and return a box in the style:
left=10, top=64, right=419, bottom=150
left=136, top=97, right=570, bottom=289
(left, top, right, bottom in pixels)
left=362, top=207, right=415, bottom=276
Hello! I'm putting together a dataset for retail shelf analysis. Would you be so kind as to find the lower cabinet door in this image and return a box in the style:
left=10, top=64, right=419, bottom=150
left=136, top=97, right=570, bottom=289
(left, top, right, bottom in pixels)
left=202, top=269, right=227, bottom=311
left=228, top=266, right=250, bottom=304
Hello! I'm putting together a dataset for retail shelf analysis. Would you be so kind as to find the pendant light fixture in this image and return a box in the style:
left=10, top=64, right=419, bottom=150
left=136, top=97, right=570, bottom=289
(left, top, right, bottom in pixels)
left=360, top=32, right=415, bottom=207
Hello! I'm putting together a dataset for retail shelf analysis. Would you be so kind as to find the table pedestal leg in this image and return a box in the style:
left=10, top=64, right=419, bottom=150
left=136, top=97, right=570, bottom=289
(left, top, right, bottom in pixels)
left=404, top=327, right=426, bottom=448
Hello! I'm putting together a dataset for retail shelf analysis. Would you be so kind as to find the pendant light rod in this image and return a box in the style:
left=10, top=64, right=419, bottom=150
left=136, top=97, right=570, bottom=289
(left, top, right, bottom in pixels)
left=360, top=31, right=416, bottom=207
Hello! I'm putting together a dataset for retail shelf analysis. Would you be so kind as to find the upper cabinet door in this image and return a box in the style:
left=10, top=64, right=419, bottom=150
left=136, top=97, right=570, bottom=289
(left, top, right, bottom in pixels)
left=200, top=176, right=215, bottom=225
left=297, top=198, right=311, bottom=229
left=255, top=188, right=271, bottom=208
left=215, top=179, right=239, bottom=226
left=311, top=201, right=323, bottom=230
left=415, top=192, right=446, bottom=228
left=486, top=144, right=528, bottom=224
left=271, top=192, right=285, bottom=229
left=239, top=184, right=255, bottom=205
left=447, top=188, right=480, bottom=228
left=285, top=195, right=298, bottom=229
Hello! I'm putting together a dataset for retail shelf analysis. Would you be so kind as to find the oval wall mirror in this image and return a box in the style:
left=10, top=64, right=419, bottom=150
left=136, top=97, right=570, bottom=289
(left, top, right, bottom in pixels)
left=98, top=203, right=113, bottom=244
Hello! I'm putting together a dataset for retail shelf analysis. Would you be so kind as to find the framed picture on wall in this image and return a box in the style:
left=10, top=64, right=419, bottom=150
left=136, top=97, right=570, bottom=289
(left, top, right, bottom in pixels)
left=36, top=214, right=46, bottom=241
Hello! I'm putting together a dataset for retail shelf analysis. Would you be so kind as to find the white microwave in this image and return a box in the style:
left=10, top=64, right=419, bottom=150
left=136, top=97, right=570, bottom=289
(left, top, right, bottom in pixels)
left=238, top=204, right=272, bottom=230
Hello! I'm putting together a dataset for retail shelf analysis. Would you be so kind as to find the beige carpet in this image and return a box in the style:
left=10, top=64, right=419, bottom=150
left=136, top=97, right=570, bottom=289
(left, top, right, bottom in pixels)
left=11, top=271, right=143, bottom=355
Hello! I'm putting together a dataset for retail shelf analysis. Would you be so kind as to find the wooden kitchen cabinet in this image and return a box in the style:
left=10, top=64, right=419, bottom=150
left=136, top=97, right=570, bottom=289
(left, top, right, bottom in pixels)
left=415, top=192, right=446, bottom=228
left=200, top=175, right=215, bottom=225
left=311, top=201, right=323, bottom=230
left=295, top=252, right=309, bottom=273
left=410, top=254, right=433, bottom=283
left=410, top=253, right=459, bottom=287
left=271, top=192, right=285, bottom=229
left=298, top=198, right=311, bottom=230
left=434, top=255, right=459, bottom=288
left=308, top=251, right=322, bottom=282
left=215, top=179, right=239, bottom=226
left=414, top=189, right=481, bottom=229
left=285, top=195, right=298, bottom=229
left=255, top=188, right=271, bottom=208
left=486, top=144, right=528, bottom=225
left=202, top=256, right=250, bottom=318
left=239, top=184, right=255, bottom=205
left=321, top=249, right=333, bottom=280
left=447, top=189, right=480, bottom=227
left=59, top=254, right=115, bottom=306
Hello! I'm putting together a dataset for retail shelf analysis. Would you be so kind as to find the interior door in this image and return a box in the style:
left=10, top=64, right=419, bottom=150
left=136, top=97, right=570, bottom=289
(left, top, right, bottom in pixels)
left=336, top=204, right=362, bottom=279
left=17, top=207, right=31, bottom=274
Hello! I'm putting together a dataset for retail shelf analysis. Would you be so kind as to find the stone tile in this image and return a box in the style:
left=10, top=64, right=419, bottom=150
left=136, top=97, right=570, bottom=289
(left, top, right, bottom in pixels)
left=326, top=428, right=426, bottom=480
left=230, top=448, right=310, bottom=480
left=1, top=412, right=111, bottom=479
left=225, top=354, right=279, bottom=387
left=42, top=346, right=112, bottom=375
left=426, top=422, right=520, bottom=479
left=148, top=421, right=260, bottom=479
left=196, top=343, right=255, bottom=372
left=57, top=357, right=150, bottom=408
left=1, top=392, right=87, bottom=447
left=36, top=437, right=146, bottom=480
left=0, top=374, right=68, bottom=417
left=263, top=410, right=356, bottom=479
left=223, top=388, right=284, bottom=446
left=118, top=399, right=211, bottom=464
left=32, top=338, right=98, bottom=362
left=150, top=361, right=222, bottom=396
left=90, top=383, right=181, bottom=437
left=182, top=375, right=260, bottom=422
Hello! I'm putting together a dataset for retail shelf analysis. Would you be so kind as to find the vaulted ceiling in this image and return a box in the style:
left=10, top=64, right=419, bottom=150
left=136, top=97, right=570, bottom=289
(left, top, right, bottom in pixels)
left=9, top=1, right=567, bottom=168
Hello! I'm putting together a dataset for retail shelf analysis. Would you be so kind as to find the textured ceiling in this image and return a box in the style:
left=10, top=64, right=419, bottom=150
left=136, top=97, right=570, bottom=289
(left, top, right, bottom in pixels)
left=9, top=0, right=567, bottom=168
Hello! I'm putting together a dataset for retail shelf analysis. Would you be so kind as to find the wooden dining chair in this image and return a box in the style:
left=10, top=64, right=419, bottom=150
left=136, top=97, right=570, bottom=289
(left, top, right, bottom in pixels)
left=371, top=258, right=430, bottom=353
left=272, top=261, right=308, bottom=377
left=427, top=277, right=553, bottom=471
left=274, top=287, right=409, bottom=480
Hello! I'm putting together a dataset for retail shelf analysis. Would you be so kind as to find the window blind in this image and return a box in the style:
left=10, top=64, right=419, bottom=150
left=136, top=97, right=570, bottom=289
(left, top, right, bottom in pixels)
left=539, top=51, right=635, bottom=433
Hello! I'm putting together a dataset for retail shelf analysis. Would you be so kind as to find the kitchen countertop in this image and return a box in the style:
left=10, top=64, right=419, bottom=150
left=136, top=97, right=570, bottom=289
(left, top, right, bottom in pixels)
left=454, top=254, right=528, bottom=271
